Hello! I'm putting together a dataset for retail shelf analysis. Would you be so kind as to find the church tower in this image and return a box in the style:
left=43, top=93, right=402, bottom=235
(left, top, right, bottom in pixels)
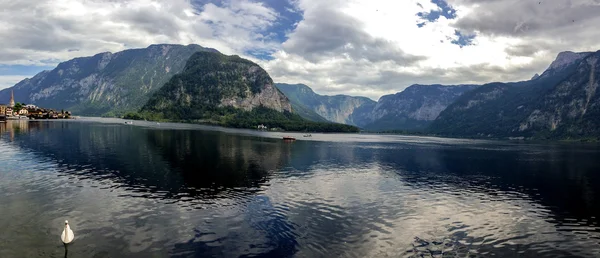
left=9, top=90, right=15, bottom=107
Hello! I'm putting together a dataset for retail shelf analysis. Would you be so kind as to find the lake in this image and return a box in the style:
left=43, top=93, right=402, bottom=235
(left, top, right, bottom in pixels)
left=2, top=118, right=600, bottom=257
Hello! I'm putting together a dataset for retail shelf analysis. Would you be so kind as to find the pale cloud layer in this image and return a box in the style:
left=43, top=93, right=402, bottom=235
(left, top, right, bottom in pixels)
left=1, top=0, right=600, bottom=100
left=0, top=0, right=278, bottom=63
left=262, top=0, right=600, bottom=100
left=0, top=75, right=29, bottom=91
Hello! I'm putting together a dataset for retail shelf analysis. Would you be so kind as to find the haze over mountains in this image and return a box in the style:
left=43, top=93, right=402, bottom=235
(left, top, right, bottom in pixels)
left=2, top=44, right=600, bottom=139
left=275, top=83, right=477, bottom=131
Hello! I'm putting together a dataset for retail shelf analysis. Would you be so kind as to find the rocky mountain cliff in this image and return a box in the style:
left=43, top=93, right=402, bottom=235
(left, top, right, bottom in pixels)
left=362, top=84, right=478, bottom=131
left=430, top=50, right=600, bottom=140
left=276, top=83, right=477, bottom=131
left=141, top=51, right=292, bottom=119
left=139, top=52, right=358, bottom=133
left=275, top=83, right=376, bottom=126
left=0, top=44, right=216, bottom=116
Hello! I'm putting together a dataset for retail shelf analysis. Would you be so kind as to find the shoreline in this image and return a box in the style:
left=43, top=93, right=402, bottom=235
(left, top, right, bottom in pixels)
left=29, top=116, right=600, bottom=144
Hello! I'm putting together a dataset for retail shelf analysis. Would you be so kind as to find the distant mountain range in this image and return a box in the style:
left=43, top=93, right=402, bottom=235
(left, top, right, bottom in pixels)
left=363, top=84, right=478, bottom=131
left=275, top=83, right=375, bottom=125
left=278, top=51, right=600, bottom=139
left=3, top=44, right=600, bottom=139
left=276, top=83, right=477, bottom=131
left=430, top=51, right=600, bottom=140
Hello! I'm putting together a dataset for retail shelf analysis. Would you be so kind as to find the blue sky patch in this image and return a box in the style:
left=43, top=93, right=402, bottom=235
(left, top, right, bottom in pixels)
left=193, top=0, right=302, bottom=60
left=451, top=30, right=476, bottom=47
left=416, top=0, right=457, bottom=27
left=0, top=64, right=55, bottom=76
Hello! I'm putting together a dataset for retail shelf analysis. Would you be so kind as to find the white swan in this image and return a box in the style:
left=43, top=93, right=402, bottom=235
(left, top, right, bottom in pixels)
left=61, top=220, right=74, bottom=244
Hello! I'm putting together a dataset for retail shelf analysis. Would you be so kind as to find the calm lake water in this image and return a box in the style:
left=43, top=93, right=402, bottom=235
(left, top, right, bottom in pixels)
left=2, top=118, right=600, bottom=257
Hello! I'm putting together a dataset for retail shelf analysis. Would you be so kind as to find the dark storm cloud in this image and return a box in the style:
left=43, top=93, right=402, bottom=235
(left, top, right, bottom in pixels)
left=282, top=7, right=424, bottom=66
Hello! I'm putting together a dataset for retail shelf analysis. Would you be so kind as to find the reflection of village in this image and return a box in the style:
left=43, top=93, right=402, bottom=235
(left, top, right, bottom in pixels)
left=0, top=90, right=71, bottom=121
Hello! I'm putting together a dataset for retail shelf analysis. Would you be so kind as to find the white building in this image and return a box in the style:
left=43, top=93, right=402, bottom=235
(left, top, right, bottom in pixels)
left=25, top=104, right=37, bottom=109
left=6, top=107, right=13, bottom=116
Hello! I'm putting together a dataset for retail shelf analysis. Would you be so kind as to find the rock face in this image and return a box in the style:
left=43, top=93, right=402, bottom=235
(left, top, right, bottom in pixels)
left=0, top=44, right=217, bottom=116
left=275, top=83, right=376, bottom=126
left=363, top=84, right=478, bottom=131
left=272, top=83, right=329, bottom=122
left=275, top=83, right=477, bottom=130
left=430, top=50, right=600, bottom=139
left=141, top=51, right=292, bottom=119
left=548, top=51, right=591, bottom=71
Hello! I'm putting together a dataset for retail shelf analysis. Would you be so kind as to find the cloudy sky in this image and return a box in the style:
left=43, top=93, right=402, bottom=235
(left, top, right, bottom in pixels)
left=1, top=0, right=600, bottom=100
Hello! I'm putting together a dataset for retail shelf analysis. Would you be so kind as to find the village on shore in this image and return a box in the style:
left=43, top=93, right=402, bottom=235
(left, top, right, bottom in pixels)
left=0, top=90, right=71, bottom=121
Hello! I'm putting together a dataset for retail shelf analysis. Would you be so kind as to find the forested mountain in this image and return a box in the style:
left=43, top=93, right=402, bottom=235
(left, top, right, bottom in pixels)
left=430, top=51, right=600, bottom=140
left=0, top=44, right=217, bottom=116
left=138, top=52, right=358, bottom=133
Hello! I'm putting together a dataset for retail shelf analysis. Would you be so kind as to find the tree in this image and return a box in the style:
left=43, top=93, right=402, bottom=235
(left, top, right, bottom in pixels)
left=14, top=102, right=23, bottom=111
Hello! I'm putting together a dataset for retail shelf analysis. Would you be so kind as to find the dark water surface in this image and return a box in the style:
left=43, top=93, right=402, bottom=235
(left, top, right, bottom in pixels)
left=2, top=118, right=600, bottom=257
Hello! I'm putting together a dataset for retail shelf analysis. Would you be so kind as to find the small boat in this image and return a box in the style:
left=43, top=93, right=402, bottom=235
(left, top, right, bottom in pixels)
left=124, top=121, right=133, bottom=125
left=283, top=136, right=296, bottom=141
left=303, top=134, right=312, bottom=137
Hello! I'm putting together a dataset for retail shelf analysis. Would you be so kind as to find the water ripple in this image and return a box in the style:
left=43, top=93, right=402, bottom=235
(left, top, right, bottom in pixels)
left=3, top=120, right=600, bottom=257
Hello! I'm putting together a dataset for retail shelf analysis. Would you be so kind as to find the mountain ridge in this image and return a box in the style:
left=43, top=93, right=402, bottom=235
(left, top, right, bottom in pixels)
left=275, top=83, right=376, bottom=126
left=276, top=83, right=478, bottom=131
left=362, top=84, right=479, bottom=131
left=136, top=51, right=359, bottom=133
left=429, top=50, right=600, bottom=140
left=0, top=44, right=217, bottom=116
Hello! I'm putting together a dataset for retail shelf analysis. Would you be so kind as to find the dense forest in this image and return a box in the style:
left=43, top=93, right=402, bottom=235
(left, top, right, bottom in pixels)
left=125, top=106, right=359, bottom=132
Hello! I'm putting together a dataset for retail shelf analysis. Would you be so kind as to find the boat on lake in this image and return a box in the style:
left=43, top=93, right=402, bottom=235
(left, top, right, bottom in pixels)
left=283, top=136, right=296, bottom=141
left=303, top=134, right=312, bottom=137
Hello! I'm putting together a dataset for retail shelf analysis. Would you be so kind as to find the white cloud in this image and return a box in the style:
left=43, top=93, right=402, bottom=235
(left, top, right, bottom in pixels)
left=261, top=0, right=600, bottom=100
left=0, top=76, right=29, bottom=91
left=0, top=0, right=279, bottom=66
left=2, top=0, right=600, bottom=100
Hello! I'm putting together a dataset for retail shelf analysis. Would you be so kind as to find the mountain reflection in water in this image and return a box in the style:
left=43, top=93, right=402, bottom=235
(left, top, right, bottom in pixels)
left=1, top=119, right=600, bottom=257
